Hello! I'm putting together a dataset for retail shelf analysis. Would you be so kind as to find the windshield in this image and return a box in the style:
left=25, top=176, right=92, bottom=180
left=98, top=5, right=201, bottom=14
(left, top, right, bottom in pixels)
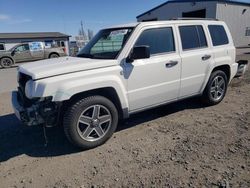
left=77, top=27, right=134, bottom=59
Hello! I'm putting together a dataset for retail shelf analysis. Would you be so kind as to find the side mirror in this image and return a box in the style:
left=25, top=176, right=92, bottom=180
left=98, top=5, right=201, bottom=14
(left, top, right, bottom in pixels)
left=127, top=46, right=150, bottom=63
left=11, top=50, right=15, bottom=56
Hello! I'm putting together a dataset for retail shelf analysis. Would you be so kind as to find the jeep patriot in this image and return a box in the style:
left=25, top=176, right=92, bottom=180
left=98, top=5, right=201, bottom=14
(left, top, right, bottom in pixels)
left=12, top=19, right=248, bottom=149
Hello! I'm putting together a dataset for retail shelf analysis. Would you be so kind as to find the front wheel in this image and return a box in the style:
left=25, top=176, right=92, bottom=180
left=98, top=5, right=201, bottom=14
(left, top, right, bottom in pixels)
left=63, top=96, right=118, bottom=149
left=0, top=58, right=14, bottom=68
left=202, top=70, right=228, bottom=105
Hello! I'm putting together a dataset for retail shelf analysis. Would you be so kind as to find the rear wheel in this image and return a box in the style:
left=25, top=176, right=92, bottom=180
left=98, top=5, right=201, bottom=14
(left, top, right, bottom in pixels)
left=63, top=96, right=118, bottom=149
left=202, top=70, right=228, bottom=105
left=0, top=58, right=14, bottom=68
left=49, top=53, right=59, bottom=58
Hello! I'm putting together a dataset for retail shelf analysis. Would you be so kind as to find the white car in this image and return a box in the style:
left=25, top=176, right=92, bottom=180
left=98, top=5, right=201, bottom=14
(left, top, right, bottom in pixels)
left=12, top=19, right=248, bottom=149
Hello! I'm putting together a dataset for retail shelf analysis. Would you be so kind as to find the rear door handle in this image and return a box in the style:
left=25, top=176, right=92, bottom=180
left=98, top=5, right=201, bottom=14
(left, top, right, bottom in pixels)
left=202, top=54, right=211, bottom=61
left=165, top=60, right=178, bottom=68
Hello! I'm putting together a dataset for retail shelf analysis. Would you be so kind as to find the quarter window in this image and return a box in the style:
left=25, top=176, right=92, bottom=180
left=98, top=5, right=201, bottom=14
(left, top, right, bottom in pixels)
left=0, top=43, right=5, bottom=51
left=179, top=25, right=207, bottom=50
left=208, top=25, right=229, bottom=46
left=135, top=27, right=175, bottom=55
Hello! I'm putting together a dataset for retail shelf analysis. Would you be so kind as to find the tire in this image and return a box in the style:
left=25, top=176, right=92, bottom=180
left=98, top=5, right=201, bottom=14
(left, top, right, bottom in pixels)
left=0, top=57, right=14, bottom=68
left=63, top=96, right=118, bottom=149
left=202, top=70, right=228, bottom=105
left=49, top=53, right=59, bottom=58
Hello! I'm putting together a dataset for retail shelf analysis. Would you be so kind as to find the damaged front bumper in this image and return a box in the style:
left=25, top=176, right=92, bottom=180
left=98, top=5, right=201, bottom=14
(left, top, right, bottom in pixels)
left=11, top=91, right=60, bottom=127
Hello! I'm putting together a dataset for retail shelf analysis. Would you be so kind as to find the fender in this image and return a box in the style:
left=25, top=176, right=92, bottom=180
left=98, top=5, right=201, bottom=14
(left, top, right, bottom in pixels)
left=29, top=71, right=129, bottom=112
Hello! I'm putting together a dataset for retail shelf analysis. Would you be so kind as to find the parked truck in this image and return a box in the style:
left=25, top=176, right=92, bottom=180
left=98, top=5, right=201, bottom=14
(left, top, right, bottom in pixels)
left=0, top=42, right=66, bottom=68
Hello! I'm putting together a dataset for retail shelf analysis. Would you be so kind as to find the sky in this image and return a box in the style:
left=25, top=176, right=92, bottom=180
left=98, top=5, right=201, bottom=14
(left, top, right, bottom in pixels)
left=0, top=0, right=166, bottom=38
left=0, top=0, right=249, bottom=39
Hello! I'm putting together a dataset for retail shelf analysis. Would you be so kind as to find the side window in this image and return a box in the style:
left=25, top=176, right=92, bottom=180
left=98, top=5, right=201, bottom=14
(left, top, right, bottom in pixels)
left=246, top=27, right=250, bottom=36
left=179, top=25, right=207, bottom=50
left=0, top=43, right=5, bottom=51
left=135, top=27, right=175, bottom=55
left=15, top=44, right=30, bottom=52
left=208, top=25, right=229, bottom=46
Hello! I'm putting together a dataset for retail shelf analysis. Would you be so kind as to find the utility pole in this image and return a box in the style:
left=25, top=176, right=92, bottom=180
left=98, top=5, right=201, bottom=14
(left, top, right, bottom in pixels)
left=80, top=20, right=84, bottom=37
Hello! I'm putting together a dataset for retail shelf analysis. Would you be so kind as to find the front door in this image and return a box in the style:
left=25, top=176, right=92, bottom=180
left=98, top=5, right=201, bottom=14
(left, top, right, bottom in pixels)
left=125, top=26, right=181, bottom=112
left=13, top=44, right=32, bottom=62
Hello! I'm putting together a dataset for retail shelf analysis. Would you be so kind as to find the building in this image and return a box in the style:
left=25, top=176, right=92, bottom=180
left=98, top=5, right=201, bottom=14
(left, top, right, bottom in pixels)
left=0, top=32, right=71, bottom=55
left=137, top=0, right=250, bottom=47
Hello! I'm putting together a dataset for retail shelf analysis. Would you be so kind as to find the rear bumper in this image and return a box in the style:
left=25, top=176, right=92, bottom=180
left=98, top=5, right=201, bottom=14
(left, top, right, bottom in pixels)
left=234, top=60, right=248, bottom=78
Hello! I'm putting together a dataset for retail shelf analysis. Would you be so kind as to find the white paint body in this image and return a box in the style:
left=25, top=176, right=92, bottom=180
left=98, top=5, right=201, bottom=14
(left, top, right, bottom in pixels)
left=18, top=20, right=238, bottom=118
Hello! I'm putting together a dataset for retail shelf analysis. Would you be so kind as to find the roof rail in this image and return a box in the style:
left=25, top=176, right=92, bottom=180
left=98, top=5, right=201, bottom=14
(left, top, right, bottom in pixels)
left=170, top=17, right=219, bottom=21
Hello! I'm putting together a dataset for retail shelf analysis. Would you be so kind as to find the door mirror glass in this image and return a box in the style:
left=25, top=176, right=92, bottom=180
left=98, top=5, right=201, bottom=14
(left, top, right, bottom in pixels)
left=127, top=46, right=150, bottom=62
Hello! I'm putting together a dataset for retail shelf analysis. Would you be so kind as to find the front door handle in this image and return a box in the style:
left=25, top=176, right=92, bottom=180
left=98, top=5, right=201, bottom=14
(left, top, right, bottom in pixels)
left=202, top=54, right=211, bottom=61
left=165, top=60, right=178, bottom=68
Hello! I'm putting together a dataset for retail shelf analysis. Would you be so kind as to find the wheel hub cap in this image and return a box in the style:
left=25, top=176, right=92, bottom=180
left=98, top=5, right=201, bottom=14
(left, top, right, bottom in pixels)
left=77, top=105, right=112, bottom=142
left=210, top=75, right=225, bottom=101
left=92, top=119, right=99, bottom=127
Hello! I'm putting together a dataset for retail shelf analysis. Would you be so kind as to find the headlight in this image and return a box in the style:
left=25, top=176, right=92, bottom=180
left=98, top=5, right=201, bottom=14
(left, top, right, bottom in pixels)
left=17, top=71, right=20, bottom=83
left=25, top=80, right=34, bottom=99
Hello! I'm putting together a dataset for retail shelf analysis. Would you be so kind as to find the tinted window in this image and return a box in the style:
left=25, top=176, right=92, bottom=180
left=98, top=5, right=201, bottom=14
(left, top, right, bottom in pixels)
left=135, top=27, right=175, bottom=55
left=208, top=25, right=229, bottom=46
left=0, top=43, right=5, bottom=51
left=179, top=25, right=207, bottom=50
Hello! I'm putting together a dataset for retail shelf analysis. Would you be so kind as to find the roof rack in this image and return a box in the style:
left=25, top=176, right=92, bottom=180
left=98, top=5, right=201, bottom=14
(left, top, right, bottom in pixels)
left=170, top=17, right=218, bottom=21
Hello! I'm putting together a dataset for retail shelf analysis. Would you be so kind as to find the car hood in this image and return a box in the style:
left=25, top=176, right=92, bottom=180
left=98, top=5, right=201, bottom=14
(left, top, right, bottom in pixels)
left=19, top=56, right=118, bottom=80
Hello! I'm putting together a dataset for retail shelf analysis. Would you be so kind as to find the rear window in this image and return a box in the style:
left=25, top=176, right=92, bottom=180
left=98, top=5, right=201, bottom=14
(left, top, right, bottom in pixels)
left=208, top=25, right=229, bottom=46
left=179, top=25, right=207, bottom=50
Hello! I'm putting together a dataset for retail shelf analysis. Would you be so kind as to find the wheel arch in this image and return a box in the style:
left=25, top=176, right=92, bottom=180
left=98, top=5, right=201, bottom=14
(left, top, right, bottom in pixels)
left=211, top=64, right=231, bottom=83
left=0, top=56, right=15, bottom=64
left=201, top=64, right=231, bottom=93
left=49, top=52, right=59, bottom=58
left=62, top=87, right=127, bottom=120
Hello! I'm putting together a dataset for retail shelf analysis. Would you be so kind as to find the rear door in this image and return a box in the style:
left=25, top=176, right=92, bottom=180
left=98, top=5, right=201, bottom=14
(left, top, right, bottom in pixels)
left=177, top=24, right=213, bottom=98
left=29, top=42, right=45, bottom=60
left=126, top=25, right=181, bottom=111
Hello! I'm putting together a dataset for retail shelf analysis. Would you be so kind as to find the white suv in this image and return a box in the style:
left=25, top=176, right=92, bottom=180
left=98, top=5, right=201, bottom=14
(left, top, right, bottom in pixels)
left=12, top=19, right=247, bottom=149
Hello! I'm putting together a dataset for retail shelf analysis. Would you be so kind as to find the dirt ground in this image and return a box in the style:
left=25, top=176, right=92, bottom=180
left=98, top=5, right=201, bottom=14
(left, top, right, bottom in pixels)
left=0, top=65, right=250, bottom=188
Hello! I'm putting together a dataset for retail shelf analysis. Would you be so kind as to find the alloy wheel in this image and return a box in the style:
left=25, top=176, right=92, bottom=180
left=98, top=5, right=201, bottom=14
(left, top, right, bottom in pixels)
left=77, top=105, right=112, bottom=142
left=210, top=75, right=226, bottom=101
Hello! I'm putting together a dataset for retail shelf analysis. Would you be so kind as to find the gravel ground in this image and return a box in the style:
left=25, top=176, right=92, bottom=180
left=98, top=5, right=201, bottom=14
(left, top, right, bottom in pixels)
left=0, top=62, right=250, bottom=187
